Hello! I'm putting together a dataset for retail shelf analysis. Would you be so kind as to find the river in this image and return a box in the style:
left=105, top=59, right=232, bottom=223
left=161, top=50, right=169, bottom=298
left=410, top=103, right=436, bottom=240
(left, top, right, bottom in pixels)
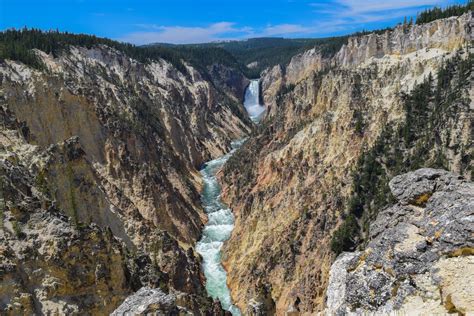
left=195, top=79, right=265, bottom=315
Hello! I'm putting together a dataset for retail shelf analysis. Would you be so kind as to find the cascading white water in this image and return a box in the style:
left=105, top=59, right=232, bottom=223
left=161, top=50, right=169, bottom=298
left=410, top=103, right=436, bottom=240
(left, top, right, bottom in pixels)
left=244, top=79, right=265, bottom=122
left=196, top=139, right=244, bottom=315
left=196, top=79, right=264, bottom=315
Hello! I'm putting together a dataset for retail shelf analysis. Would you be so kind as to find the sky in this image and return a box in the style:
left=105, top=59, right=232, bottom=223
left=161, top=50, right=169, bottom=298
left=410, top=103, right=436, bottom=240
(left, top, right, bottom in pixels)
left=0, top=0, right=465, bottom=44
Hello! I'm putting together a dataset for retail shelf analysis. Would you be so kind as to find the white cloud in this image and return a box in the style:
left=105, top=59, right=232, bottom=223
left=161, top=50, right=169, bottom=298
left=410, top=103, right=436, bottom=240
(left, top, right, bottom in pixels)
left=308, top=0, right=453, bottom=31
left=252, top=0, right=454, bottom=38
left=262, top=24, right=313, bottom=36
left=333, top=0, right=445, bottom=15
left=119, top=22, right=252, bottom=44
left=118, top=0, right=455, bottom=44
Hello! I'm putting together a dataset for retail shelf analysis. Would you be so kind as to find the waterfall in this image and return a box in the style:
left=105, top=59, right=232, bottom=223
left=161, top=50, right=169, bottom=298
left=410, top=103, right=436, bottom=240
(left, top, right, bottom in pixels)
left=244, top=79, right=265, bottom=122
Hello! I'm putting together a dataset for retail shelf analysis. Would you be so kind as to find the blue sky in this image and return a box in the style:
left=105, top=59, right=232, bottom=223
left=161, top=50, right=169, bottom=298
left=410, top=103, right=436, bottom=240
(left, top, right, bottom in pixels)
left=0, top=0, right=465, bottom=44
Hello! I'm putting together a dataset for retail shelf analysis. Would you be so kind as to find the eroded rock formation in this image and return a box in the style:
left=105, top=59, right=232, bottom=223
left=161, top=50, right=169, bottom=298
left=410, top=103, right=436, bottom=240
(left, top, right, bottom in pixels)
left=326, top=168, right=474, bottom=315
left=1, top=11, right=472, bottom=316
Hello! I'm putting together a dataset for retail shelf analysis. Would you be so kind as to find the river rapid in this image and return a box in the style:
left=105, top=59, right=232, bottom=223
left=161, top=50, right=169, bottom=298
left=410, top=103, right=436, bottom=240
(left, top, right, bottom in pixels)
left=196, top=79, right=265, bottom=315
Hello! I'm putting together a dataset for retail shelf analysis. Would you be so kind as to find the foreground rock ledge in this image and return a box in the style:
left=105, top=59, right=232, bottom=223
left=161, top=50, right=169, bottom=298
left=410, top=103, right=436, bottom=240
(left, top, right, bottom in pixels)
left=326, top=168, right=474, bottom=315
left=112, top=287, right=229, bottom=316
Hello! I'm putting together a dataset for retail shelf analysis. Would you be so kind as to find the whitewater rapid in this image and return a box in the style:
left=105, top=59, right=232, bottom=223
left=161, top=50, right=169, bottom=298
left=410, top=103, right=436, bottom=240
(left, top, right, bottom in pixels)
left=196, top=139, right=244, bottom=315
left=196, top=79, right=264, bottom=315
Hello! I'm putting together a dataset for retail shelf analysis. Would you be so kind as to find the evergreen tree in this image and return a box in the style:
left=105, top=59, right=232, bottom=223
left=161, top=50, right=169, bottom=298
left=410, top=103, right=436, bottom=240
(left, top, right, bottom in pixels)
left=0, top=28, right=246, bottom=75
left=416, top=0, right=473, bottom=24
left=331, top=53, right=473, bottom=254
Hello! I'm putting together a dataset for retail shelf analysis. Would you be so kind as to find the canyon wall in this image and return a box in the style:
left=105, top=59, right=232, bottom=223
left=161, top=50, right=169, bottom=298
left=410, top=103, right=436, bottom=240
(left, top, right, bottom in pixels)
left=221, top=13, right=472, bottom=314
left=0, top=45, right=251, bottom=314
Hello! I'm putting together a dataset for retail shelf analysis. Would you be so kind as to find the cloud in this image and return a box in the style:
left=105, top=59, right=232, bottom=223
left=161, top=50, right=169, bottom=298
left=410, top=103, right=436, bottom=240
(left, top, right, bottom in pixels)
left=261, top=0, right=454, bottom=38
left=307, top=0, right=453, bottom=33
left=332, top=0, right=445, bottom=15
left=118, top=0, right=455, bottom=44
left=119, top=22, right=252, bottom=44
left=263, top=24, right=313, bottom=36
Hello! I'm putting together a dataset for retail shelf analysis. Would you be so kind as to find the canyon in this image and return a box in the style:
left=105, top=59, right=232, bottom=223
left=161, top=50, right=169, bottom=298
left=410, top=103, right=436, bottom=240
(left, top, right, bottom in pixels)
left=0, top=43, right=251, bottom=314
left=221, top=12, right=473, bottom=315
left=0, top=8, right=473, bottom=316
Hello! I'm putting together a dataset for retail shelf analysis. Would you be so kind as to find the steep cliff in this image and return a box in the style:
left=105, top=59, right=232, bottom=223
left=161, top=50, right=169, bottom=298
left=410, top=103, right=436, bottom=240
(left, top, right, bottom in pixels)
left=1, top=44, right=252, bottom=244
left=221, top=13, right=472, bottom=314
left=0, top=40, right=251, bottom=314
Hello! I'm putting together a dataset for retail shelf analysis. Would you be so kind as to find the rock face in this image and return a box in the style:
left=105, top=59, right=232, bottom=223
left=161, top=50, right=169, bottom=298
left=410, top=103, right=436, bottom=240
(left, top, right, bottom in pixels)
left=112, top=287, right=191, bottom=315
left=334, top=13, right=471, bottom=68
left=0, top=44, right=251, bottom=314
left=0, top=110, right=130, bottom=314
left=208, top=63, right=250, bottom=104
left=261, top=13, right=472, bottom=115
left=0, top=45, right=251, bottom=246
left=221, top=13, right=472, bottom=314
left=0, top=105, right=222, bottom=314
left=326, top=168, right=474, bottom=315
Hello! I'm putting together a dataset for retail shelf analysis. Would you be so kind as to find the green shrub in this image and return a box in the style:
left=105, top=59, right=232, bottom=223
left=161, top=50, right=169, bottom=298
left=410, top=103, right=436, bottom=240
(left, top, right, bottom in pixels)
left=330, top=214, right=359, bottom=255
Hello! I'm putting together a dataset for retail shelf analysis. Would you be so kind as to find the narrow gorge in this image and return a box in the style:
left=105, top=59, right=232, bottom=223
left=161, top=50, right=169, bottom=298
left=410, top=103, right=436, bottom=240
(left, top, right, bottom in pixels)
left=196, top=78, right=265, bottom=315
left=0, top=3, right=473, bottom=316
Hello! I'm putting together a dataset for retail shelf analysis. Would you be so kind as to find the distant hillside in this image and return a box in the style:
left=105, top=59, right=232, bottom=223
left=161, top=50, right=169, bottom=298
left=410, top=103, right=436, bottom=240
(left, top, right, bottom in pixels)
left=151, top=37, right=349, bottom=78
left=0, top=28, right=245, bottom=77
left=147, top=1, right=474, bottom=79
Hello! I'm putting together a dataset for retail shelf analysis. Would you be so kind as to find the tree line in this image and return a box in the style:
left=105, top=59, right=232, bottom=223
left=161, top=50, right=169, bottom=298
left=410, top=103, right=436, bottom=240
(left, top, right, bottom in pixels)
left=187, top=37, right=350, bottom=78
left=0, top=28, right=245, bottom=75
left=416, top=0, right=473, bottom=24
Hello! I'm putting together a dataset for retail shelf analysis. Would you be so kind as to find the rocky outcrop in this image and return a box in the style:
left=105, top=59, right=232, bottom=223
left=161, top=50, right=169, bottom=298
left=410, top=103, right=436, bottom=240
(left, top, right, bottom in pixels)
left=260, top=64, right=284, bottom=115
left=0, top=105, right=223, bottom=314
left=326, top=168, right=474, bottom=315
left=285, top=48, right=326, bottom=85
left=207, top=63, right=250, bottom=103
left=221, top=13, right=472, bottom=314
left=245, top=281, right=277, bottom=316
left=261, top=49, right=328, bottom=115
left=112, top=286, right=230, bottom=315
left=261, top=13, right=472, bottom=117
left=0, top=112, right=130, bottom=314
left=112, top=287, right=189, bottom=315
